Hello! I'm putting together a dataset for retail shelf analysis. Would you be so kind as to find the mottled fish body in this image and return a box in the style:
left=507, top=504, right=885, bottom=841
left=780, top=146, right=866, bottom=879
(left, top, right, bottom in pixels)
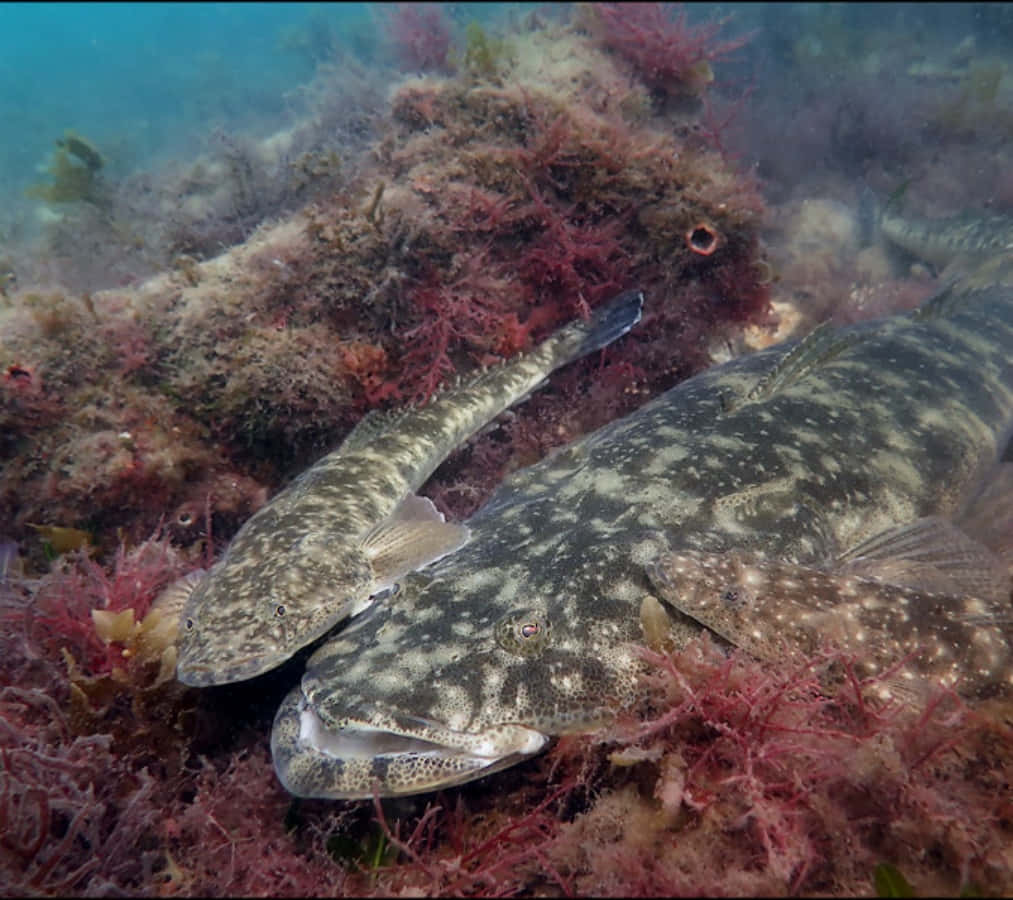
left=272, top=235, right=1013, bottom=798
left=882, top=209, right=1013, bottom=268
left=175, top=290, right=644, bottom=686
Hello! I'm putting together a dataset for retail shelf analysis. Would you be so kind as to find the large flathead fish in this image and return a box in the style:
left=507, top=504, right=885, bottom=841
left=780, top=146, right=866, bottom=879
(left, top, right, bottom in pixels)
left=176, top=290, right=644, bottom=686
left=273, top=229, right=1013, bottom=799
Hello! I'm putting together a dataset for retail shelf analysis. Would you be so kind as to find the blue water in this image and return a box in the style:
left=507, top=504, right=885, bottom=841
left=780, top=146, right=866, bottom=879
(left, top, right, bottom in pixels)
left=0, top=2, right=374, bottom=189
left=1, top=1, right=998, bottom=196
left=3, top=1, right=1007, bottom=284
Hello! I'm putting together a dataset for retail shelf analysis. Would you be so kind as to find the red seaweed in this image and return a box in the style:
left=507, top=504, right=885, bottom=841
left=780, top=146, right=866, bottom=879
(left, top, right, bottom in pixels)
left=584, top=2, right=751, bottom=98
left=384, top=3, right=453, bottom=73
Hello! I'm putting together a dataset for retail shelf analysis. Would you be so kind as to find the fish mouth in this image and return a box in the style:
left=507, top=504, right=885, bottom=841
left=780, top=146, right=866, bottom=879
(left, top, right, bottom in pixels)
left=176, top=614, right=351, bottom=686
left=176, top=648, right=286, bottom=687
left=271, top=687, right=548, bottom=799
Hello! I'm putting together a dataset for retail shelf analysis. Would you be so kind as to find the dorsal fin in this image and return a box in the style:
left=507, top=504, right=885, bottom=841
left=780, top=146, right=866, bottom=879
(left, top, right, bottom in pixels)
left=725, top=322, right=856, bottom=413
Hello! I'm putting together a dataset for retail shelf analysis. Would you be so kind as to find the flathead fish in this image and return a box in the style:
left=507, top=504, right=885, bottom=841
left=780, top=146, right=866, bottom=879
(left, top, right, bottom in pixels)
left=882, top=208, right=1013, bottom=268
left=175, top=290, right=644, bottom=686
left=271, top=231, right=1013, bottom=798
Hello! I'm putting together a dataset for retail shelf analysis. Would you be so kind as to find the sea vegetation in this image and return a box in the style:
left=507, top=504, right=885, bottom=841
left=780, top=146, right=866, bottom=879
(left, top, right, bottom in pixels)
left=579, top=2, right=751, bottom=101
left=26, top=132, right=108, bottom=207
left=2, top=539, right=1009, bottom=895
left=17, top=58, right=385, bottom=294
left=383, top=2, right=453, bottom=73
left=2, top=3, right=770, bottom=543
left=9, top=7, right=1006, bottom=896
left=456, top=20, right=514, bottom=81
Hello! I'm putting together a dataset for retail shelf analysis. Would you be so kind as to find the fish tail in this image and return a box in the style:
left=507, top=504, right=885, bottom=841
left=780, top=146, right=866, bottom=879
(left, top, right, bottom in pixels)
left=549, top=289, right=644, bottom=366
left=857, top=183, right=880, bottom=248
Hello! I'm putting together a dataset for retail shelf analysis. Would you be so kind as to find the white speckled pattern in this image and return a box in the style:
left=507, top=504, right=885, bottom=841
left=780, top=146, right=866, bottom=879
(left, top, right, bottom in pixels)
left=273, top=246, right=1013, bottom=798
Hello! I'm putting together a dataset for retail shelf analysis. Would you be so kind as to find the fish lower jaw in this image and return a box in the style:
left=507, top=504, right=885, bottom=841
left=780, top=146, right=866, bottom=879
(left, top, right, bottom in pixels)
left=271, top=685, right=552, bottom=797
left=298, top=706, right=547, bottom=762
left=175, top=650, right=288, bottom=686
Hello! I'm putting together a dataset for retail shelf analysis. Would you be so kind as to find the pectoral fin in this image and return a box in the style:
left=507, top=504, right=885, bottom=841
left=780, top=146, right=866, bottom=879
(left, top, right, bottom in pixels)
left=837, top=516, right=1011, bottom=603
left=361, top=494, right=470, bottom=589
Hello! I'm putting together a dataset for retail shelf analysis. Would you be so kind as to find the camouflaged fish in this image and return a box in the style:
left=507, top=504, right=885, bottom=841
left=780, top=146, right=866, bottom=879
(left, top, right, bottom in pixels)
left=882, top=208, right=1013, bottom=269
left=271, top=221, right=1013, bottom=799
left=647, top=534, right=1011, bottom=702
left=175, top=290, right=644, bottom=686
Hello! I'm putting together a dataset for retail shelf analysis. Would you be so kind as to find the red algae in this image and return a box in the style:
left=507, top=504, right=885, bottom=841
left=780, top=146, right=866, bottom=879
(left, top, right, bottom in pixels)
left=383, top=3, right=453, bottom=74
left=19, top=8, right=1011, bottom=899
left=337, top=638, right=1012, bottom=897
left=1, top=8, right=769, bottom=544
left=568, top=640, right=1013, bottom=896
left=0, top=534, right=349, bottom=897
left=4, top=538, right=1009, bottom=898
left=582, top=2, right=751, bottom=99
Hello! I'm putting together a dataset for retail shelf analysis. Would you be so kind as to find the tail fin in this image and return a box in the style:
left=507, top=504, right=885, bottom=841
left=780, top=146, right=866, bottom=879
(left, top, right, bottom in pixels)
left=858, top=179, right=911, bottom=248
left=551, top=289, right=644, bottom=365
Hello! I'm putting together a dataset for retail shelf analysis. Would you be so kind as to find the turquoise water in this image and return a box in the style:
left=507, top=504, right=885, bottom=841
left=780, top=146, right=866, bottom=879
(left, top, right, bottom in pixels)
left=3, top=4, right=1013, bottom=895
left=1, top=1, right=1002, bottom=208
left=0, top=2, right=374, bottom=189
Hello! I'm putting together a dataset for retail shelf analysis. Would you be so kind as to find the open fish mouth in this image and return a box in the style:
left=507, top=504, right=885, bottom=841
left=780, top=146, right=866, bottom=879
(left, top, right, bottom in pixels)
left=270, top=686, right=548, bottom=799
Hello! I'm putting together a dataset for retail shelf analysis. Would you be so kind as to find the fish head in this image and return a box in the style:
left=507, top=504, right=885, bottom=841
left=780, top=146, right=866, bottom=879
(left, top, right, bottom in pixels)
left=271, top=547, right=656, bottom=798
left=176, top=537, right=376, bottom=686
left=647, top=549, right=755, bottom=644
left=645, top=547, right=814, bottom=662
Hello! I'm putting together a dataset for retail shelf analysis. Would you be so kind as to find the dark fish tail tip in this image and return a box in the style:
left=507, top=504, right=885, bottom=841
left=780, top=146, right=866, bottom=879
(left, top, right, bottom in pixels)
left=579, top=289, right=645, bottom=356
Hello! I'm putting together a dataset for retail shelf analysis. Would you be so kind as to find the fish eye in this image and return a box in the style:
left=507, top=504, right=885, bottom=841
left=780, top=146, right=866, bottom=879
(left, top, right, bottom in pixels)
left=177, top=511, right=193, bottom=527
left=275, top=605, right=286, bottom=617
left=720, top=588, right=750, bottom=610
left=185, top=618, right=194, bottom=631
left=496, top=608, right=551, bottom=657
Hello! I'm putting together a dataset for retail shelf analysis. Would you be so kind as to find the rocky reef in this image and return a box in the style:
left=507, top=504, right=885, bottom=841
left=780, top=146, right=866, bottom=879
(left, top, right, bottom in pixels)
left=2, top=4, right=1010, bottom=897
left=1, top=6, right=769, bottom=555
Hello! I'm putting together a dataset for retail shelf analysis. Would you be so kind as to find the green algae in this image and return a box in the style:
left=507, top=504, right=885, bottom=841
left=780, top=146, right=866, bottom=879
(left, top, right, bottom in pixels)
left=874, top=863, right=915, bottom=898
left=456, top=21, right=513, bottom=80
left=27, top=131, right=108, bottom=206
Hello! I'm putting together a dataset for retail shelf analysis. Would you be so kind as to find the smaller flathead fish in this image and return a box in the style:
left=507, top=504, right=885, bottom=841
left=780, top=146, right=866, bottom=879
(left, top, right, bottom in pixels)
left=882, top=209, right=1013, bottom=269
left=648, top=533, right=1013, bottom=701
left=176, top=290, right=643, bottom=686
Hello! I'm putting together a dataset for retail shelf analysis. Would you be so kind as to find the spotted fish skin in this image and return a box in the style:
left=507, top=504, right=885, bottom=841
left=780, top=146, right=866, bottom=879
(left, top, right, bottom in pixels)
left=647, top=548, right=1012, bottom=701
left=882, top=209, right=1013, bottom=268
left=272, top=241, right=1013, bottom=798
left=175, top=290, right=644, bottom=687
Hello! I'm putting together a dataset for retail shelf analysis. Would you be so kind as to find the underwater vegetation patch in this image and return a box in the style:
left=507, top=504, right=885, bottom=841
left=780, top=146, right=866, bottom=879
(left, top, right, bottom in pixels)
left=26, top=131, right=108, bottom=206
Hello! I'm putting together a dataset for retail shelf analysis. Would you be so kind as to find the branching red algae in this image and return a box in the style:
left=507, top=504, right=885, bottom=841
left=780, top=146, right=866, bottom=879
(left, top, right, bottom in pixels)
left=0, top=10, right=872, bottom=897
